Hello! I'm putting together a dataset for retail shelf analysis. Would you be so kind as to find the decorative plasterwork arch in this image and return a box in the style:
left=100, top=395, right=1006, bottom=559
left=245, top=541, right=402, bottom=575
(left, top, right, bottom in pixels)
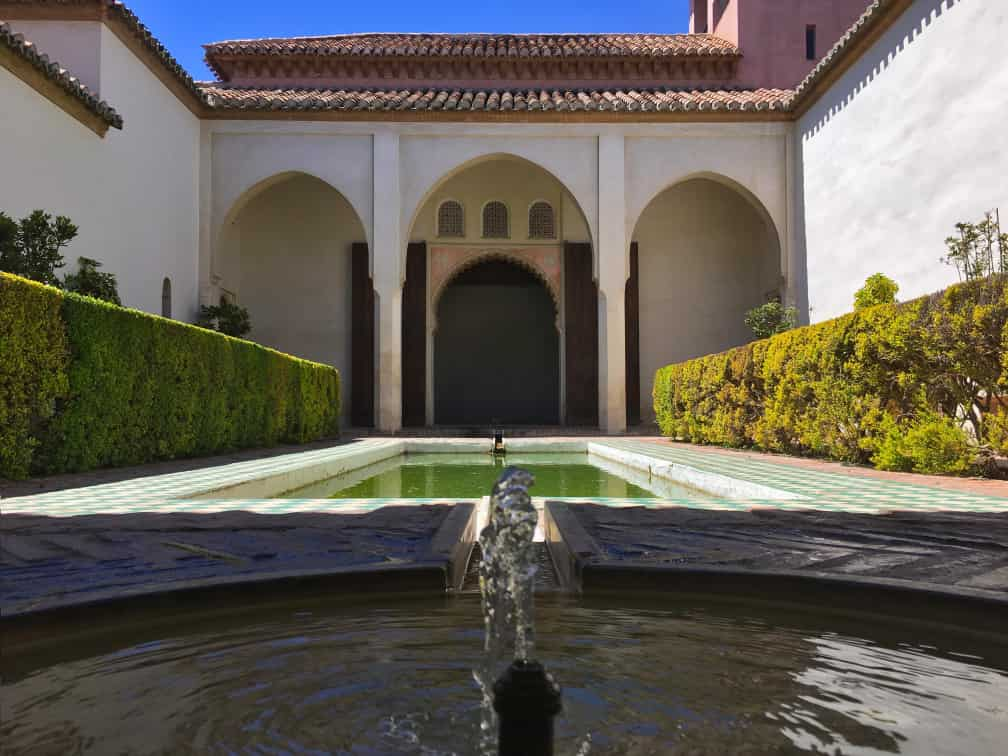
left=430, top=247, right=562, bottom=332
left=400, top=138, right=598, bottom=263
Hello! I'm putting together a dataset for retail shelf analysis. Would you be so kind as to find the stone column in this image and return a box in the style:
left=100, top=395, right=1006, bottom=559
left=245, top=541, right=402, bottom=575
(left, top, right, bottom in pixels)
left=596, top=134, right=629, bottom=433
left=372, top=132, right=403, bottom=432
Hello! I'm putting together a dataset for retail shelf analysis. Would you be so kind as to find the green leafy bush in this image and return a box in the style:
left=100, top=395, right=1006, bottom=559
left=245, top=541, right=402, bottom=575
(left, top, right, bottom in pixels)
left=1, top=272, right=339, bottom=478
left=944, top=210, right=1006, bottom=282
left=0, top=210, right=77, bottom=285
left=63, top=256, right=121, bottom=305
left=654, top=275, right=1008, bottom=475
left=0, top=275, right=69, bottom=478
left=872, top=412, right=973, bottom=474
left=198, top=300, right=251, bottom=337
left=744, top=301, right=797, bottom=339
left=854, top=273, right=899, bottom=311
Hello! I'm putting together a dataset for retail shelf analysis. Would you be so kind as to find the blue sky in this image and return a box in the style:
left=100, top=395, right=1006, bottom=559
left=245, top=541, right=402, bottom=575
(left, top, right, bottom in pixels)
left=127, top=0, right=691, bottom=80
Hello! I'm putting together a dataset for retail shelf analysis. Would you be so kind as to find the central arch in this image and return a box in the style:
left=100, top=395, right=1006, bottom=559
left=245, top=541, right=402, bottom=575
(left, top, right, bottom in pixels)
left=434, top=258, right=560, bottom=425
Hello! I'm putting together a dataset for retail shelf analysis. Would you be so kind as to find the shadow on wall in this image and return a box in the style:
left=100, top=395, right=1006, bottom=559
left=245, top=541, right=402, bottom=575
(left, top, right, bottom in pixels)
left=801, top=0, right=960, bottom=137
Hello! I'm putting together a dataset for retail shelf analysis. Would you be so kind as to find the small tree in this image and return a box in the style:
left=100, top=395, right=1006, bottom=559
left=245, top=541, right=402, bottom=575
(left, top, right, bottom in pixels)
left=63, top=256, right=121, bottom=305
left=0, top=210, right=78, bottom=285
left=854, top=273, right=899, bottom=310
left=198, top=299, right=252, bottom=338
left=944, top=209, right=1006, bottom=282
left=745, top=300, right=797, bottom=339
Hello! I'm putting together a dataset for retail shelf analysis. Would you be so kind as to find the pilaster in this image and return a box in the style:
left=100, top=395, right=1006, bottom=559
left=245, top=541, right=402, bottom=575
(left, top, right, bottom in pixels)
left=596, top=134, right=629, bottom=433
left=372, top=131, right=403, bottom=432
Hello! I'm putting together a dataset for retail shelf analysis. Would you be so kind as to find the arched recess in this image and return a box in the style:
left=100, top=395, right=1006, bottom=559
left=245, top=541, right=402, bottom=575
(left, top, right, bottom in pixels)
left=215, top=172, right=368, bottom=425
left=403, top=154, right=596, bottom=427
left=629, top=173, right=784, bottom=423
left=402, top=147, right=597, bottom=263
left=431, top=250, right=561, bottom=329
left=434, top=258, right=560, bottom=425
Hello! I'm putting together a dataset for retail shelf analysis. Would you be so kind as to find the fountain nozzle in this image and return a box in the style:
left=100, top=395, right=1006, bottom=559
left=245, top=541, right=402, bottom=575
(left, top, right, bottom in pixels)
left=493, top=659, right=562, bottom=756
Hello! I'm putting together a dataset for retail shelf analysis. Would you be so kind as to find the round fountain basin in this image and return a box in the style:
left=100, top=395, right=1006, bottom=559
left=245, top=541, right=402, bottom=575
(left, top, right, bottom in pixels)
left=3, top=591, right=1006, bottom=754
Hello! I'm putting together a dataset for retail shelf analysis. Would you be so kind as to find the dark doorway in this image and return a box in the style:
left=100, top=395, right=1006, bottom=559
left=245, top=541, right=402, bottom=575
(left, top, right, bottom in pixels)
left=434, top=259, right=560, bottom=425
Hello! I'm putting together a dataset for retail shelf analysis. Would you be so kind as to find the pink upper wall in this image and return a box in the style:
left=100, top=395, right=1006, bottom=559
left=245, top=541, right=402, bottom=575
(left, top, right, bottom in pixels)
left=697, top=0, right=870, bottom=88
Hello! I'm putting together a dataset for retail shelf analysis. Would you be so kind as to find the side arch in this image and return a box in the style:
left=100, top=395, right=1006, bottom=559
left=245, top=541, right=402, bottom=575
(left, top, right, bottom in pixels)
left=630, top=171, right=784, bottom=256
left=211, top=169, right=371, bottom=285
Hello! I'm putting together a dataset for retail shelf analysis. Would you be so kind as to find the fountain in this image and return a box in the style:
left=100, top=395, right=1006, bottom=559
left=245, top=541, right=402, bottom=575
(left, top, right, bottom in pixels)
left=477, top=466, right=562, bottom=755
left=3, top=471, right=1006, bottom=753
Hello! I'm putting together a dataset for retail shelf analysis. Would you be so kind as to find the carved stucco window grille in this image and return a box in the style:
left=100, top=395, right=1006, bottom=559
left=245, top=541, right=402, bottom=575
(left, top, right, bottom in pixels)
left=528, top=201, right=556, bottom=240
left=482, top=201, right=509, bottom=239
left=437, top=200, right=464, bottom=237
left=161, top=277, right=172, bottom=318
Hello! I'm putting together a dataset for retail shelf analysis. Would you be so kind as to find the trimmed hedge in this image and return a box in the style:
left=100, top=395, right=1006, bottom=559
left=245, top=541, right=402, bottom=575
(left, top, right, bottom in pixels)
left=654, top=275, right=1008, bottom=472
left=1, top=273, right=340, bottom=479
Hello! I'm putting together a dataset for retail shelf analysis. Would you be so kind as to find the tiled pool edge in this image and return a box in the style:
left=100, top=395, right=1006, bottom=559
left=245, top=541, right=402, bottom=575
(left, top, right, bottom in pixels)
left=587, top=442, right=803, bottom=501
left=2, top=437, right=1005, bottom=516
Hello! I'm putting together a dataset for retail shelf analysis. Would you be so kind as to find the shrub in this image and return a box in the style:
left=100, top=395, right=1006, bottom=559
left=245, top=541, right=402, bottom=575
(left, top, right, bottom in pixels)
left=854, top=273, right=899, bottom=310
left=198, top=300, right=251, bottom=337
left=0, top=210, right=78, bottom=286
left=0, top=272, right=340, bottom=478
left=744, top=301, right=797, bottom=339
left=0, top=275, right=69, bottom=478
left=63, top=256, right=121, bottom=305
left=654, top=275, right=1008, bottom=475
left=944, top=210, right=1006, bottom=282
left=873, top=413, right=974, bottom=475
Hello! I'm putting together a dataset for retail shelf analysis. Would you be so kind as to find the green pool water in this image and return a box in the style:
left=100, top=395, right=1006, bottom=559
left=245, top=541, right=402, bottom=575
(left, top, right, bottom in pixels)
left=280, top=453, right=669, bottom=499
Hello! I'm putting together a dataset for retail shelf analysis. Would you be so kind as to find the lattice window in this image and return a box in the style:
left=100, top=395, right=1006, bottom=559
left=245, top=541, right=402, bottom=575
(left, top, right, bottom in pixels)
left=161, top=277, right=172, bottom=318
left=482, top=201, right=509, bottom=238
left=528, top=201, right=556, bottom=239
left=437, top=200, right=464, bottom=237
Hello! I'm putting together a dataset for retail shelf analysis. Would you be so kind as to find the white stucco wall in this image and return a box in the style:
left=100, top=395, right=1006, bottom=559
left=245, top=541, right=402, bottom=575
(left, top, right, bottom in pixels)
left=634, top=178, right=781, bottom=422
left=0, top=25, right=200, bottom=319
left=220, top=174, right=364, bottom=423
left=8, top=20, right=102, bottom=94
left=798, top=0, right=1008, bottom=321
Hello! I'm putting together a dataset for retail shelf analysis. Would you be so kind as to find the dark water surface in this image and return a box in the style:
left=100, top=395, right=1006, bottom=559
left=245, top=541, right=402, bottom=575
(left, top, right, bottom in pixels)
left=3, top=593, right=1007, bottom=755
left=279, top=453, right=672, bottom=499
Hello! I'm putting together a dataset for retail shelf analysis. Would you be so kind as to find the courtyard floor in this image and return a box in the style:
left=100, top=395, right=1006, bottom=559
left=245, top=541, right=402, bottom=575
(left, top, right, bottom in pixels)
left=2, top=436, right=1006, bottom=617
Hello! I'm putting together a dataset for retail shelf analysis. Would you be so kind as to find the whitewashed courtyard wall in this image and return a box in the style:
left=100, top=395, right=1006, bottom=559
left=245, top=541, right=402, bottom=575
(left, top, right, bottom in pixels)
left=797, top=0, right=1008, bottom=322
left=0, top=24, right=200, bottom=319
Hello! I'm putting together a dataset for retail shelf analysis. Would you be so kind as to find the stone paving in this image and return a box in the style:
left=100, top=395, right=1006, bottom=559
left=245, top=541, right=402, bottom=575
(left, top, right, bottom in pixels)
left=1, top=504, right=475, bottom=616
left=2, top=437, right=1005, bottom=617
left=548, top=502, right=1008, bottom=598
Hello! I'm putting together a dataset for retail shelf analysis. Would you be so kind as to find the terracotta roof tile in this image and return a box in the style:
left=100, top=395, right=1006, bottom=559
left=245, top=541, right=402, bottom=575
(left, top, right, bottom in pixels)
left=204, top=32, right=739, bottom=60
left=200, top=84, right=792, bottom=115
left=0, top=21, right=123, bottom=127
left=203, top=32, right=740, bottom=81
left=4, top=1, right=209, bottom=106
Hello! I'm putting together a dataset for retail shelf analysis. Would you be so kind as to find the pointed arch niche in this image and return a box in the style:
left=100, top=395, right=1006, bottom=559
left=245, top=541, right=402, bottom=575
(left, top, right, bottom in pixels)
left=404, top=154, right=596, bottom=427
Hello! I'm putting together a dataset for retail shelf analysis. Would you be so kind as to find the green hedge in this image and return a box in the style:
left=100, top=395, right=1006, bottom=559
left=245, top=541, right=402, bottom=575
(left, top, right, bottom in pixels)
left=1, top=273, right=340, bottom=479
left=654, top=275, right=1008, bottom=473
